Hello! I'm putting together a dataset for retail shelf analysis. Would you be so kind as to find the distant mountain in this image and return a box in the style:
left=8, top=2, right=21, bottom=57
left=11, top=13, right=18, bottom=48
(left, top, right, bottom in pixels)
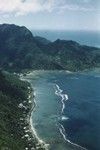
left=0, top=24, right=100, bottom=72
left=34, top=36, right=51, bottom=45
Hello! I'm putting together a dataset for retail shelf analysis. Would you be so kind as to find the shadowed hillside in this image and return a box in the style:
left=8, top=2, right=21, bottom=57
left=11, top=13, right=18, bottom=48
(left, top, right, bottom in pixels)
left=0, top=24, right=100, bottom=72
left=0, top=71, right=45, bottom=150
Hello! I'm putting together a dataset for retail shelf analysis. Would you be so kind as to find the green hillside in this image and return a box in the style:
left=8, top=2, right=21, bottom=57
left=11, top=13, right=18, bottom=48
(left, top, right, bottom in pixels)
left=0, top=71, right=43, bottom=150
left=0, top=24, right=100, bottom=72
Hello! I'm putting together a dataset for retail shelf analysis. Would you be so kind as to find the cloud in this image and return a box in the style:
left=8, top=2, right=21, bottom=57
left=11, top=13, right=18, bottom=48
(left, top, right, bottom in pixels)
left=58, top=4, right=94, bottom=14
left=0, top=0, right=98, bottom=16
left=0, top=0, right=56, bottom=16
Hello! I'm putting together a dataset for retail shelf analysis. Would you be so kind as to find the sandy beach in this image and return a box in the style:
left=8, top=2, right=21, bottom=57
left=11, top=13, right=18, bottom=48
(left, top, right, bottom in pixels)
left=20, top=71, right=88, bottom=150
left=20, top=74, right=49, bottom=150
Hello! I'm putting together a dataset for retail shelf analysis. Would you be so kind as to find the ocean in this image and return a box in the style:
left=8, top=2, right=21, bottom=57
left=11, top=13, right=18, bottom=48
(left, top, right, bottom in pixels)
left=25, top=70, right=100, bottom=150
left=26, top=30, right=100, bottom=150
left=32, top=30, right=100, bottom=47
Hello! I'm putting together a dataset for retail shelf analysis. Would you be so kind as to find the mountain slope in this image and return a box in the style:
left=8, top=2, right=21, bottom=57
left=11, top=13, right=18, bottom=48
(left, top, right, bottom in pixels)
left=0, top=24, right=100, bottom=71
left=0, top=71, right=32, bottom=149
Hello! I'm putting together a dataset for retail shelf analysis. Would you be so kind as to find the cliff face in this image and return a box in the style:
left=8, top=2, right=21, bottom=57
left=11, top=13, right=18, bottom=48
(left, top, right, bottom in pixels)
left=0, top=24, right=100, bottom=71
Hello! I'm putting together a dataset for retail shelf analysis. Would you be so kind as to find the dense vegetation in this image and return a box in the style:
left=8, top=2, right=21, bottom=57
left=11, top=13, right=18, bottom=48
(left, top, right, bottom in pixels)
left=0, top=24, right=100, bottom=72
left=0, top=71, right=44, bottom=150
left=0, top=23, right=100, bottom=149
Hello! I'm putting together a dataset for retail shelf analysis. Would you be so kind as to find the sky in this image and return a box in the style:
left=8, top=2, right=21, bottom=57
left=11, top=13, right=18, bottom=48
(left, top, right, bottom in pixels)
left=0, top=0, right=100, bottom=30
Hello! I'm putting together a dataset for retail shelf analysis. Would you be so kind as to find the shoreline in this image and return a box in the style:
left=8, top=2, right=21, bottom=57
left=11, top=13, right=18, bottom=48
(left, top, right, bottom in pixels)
left=20, top=71, right=88, bottom=150
left=20, top=75, right=49, bottom=150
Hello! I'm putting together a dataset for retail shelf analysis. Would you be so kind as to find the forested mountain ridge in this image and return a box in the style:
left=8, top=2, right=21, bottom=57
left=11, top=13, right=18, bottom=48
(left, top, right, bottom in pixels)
left=0, top=24, right=100, bottom=71
left=0, top=24, right=100, bottom=150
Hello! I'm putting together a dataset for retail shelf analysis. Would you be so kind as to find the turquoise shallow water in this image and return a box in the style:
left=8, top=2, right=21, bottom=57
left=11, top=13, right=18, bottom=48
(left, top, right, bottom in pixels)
left=25, top=70, right=100, bottom=150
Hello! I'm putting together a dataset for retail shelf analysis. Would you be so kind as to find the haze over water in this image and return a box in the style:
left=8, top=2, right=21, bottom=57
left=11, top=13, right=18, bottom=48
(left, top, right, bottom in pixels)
left=32, top=30, right=100, bottom=48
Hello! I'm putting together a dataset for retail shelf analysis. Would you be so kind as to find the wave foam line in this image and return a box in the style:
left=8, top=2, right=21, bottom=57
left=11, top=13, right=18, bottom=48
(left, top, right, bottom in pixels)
left=30, top=113, right=49, bottom=149
left=55, top=83, right=87, bottom=150
left=55, top=84, right=68, bottom=113
left=21, top=75, right=49, bottom=150
left=28, top=83, right=49, bottom=150
left=59, top=123, right=87, bottom=150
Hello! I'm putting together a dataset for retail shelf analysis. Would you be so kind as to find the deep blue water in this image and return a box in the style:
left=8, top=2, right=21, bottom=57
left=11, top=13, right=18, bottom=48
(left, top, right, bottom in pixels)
left=54, top=72, right=100, bottom=150
left=29, top=30, right=100, bottom=149
left=26, top=70, right=100, bottom=150
left=32, top=30, right=100, bottom=47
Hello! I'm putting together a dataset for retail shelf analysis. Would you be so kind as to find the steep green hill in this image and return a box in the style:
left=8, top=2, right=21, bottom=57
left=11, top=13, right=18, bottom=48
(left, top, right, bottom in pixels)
left=0, top=24, right=100, bottom=71
left=0, top=71, right=42, bottom=150
left=0, top=24, right=100, bottom=150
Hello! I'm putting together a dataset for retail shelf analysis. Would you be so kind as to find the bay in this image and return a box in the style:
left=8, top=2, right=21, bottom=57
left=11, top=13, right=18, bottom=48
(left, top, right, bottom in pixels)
left=25, top=70, right=100, bottom=150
